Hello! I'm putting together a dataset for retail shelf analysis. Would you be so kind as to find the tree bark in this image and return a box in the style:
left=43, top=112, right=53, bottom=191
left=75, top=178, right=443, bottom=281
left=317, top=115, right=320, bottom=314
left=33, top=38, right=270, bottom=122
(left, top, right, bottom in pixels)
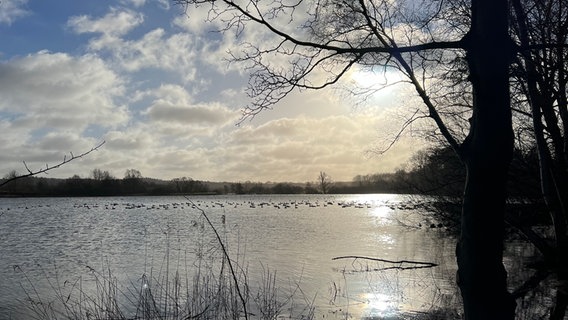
left=456, top=0, right=517, bottom=319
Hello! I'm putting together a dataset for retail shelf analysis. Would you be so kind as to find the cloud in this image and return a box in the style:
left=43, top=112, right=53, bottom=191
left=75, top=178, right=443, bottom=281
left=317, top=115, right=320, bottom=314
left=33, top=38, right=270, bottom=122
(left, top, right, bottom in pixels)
left=145, top=102, right=235, bottom=126
left=68, top=7, right=144, bottom=36
left=157, top=0, right=170, bottom=10
left=78, top=19, right=199, bottom=81
left=0, top=51, right=129, bottom=134
left=213, top=113, right=421, bottom=182
left=104, top=129, right=157, bottom=151
left=121, top=0, right=146, bottom=8
left=0, top=0, right=30, bottom=25
left=139, top=84, right=240, bottom=140
left=113, top=29, right=197, bottom=73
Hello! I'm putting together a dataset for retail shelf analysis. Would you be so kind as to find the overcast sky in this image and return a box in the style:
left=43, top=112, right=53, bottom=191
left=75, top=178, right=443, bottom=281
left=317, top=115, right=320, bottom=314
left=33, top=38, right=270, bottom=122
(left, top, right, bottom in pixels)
left=0, top=0, right=427, bottom=183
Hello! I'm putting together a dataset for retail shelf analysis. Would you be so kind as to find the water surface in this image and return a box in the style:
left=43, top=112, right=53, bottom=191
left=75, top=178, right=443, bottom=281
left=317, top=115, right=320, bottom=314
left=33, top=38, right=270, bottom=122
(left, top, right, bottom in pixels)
left=0, top=194, right=535, bottom=319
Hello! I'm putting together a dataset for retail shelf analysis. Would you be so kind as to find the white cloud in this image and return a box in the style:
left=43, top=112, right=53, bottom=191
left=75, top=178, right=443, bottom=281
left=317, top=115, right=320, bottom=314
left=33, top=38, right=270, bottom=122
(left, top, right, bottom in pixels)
left=82, top=25, right=199, bottom=81
left=0, top=0, right=30, bottom=25
left=0, top=51, right=129, bottom=133
left=104, top=128, right=157, bottom=151
left=68, top=7, right=144, bottom=36
left=157, top=0, right=170, bottom=10
left=140, top=84, right=239, bottom=138
left=121, top=0, right=146, bottom=8
left=117, top=29, right=197, bottom=72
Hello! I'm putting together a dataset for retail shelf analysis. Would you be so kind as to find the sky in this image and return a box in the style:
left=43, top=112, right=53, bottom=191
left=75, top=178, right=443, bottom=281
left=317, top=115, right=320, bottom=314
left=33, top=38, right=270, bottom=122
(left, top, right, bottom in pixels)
left=0, top=0, right=427, bottom=183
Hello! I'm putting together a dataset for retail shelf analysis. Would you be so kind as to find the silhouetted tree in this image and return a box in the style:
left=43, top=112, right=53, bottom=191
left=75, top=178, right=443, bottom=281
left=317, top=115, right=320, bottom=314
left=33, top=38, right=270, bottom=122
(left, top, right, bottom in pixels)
left=176, top=1, right=568, bottom=317
left=172, top=177, right=209, bottom=194
left=124, top=169, right=142, bottom=179
left=507, top=0, right=568, bottom=317
left=231, top=182, right=244, bottom=195
left=1, top=170, right=19, bottom=193
left=304, top=182, right=318, bottom=194
left=271, top=182, right=303, bottom=194
left=316, top=171, right=333, bottom=194
left=122, top=169, right=144, bottom=194
left=405, top=146, right=465, bottom=196
left=91, top=168, right=113, bottom=181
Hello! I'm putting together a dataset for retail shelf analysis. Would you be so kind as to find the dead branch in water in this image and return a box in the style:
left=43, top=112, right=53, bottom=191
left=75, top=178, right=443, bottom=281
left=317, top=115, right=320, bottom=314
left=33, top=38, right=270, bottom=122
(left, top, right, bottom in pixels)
left=332, top=255, right=438, bottom=272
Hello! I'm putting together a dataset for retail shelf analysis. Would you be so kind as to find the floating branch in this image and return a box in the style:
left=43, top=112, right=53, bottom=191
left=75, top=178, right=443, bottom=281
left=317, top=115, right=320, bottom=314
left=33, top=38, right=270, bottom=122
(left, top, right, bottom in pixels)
left=332, top=255, right=438, bottom=272
left=0, top=141, right=105, bottom=189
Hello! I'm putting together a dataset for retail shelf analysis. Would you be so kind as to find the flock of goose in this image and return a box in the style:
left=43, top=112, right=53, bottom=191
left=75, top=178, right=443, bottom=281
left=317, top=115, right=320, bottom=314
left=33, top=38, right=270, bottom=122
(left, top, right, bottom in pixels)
left=68, top=199, right=375, bottom=211
left=1, top=198, right=447, bottom=230
left=3, top=198, right=435, bottom=213
left=65, top=198, right=437, bottom=213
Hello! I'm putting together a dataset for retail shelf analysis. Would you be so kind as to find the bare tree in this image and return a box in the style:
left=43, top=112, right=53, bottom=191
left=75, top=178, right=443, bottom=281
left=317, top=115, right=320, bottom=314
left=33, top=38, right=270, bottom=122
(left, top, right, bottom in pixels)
left=124, top=169, right=143, bottom=179
left=317, top=171, right=332, bottom=194
left=507, top=0, right=568, bottom=318
left=91, top=168, right=113, bottom=181
left=175, top=1, right=566, bottom=318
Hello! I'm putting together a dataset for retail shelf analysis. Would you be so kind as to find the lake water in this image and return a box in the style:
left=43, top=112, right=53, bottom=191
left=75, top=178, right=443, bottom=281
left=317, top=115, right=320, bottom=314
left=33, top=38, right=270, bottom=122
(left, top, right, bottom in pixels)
left=0, top=194, right=538, bottom=319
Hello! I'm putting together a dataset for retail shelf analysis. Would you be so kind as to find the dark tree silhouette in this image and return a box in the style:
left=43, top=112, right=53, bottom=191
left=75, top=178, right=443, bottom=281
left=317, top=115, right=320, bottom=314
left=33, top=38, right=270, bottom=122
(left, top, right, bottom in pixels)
left=508, top=0, right=568, bottom=318
left=317, top=171, right=332, bottom=194
left=175, top=1, right=566, bottom=318
left=124, top=169, right=142, bottom=179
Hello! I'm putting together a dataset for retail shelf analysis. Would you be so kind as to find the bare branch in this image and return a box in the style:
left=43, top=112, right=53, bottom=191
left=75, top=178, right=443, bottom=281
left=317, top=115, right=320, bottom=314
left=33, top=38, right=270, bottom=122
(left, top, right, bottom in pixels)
left=0, top=141, right=106, bottom=189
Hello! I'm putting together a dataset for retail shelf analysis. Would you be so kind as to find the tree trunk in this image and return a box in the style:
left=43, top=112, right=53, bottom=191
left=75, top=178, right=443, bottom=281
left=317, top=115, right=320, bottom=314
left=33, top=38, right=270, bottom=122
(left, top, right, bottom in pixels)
left=456, top=0, right=516, bottom=319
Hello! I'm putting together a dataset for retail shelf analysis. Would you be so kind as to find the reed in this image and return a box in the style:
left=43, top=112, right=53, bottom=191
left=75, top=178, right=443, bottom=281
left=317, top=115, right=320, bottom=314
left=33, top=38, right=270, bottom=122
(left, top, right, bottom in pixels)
left=16, top=207, right=315, bottom=320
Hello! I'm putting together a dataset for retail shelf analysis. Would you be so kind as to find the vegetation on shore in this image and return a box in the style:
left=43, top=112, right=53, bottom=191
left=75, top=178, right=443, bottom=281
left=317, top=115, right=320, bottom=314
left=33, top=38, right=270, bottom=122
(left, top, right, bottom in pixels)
left=0, top=144, right=542, bottom=199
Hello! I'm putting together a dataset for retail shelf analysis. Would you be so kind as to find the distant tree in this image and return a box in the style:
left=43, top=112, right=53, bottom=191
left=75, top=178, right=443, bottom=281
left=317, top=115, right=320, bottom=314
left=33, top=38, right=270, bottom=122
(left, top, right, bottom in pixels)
left=92, top=168, right=113, bottom=181
left=124, top=169, right=142, bottom=179
left=231, top=183, right=244, bottom=195
left=2, top=170, right=20, bottom=193
left=317, top=171, right=333, bottom=194
left=61, top=175, right=90, bottom=196
left=271, top=182, right=303, bottom=194
left=3, top=170, right=19, bottom=180
left=304, top=182, right=319, bottom=194
left=172, top=177, right=209, bottom=194
left=248, top=182, right=266, bottom=194
left=173, top=177, right=192, bottom=193
left=122, top=169, right=144, bottom=194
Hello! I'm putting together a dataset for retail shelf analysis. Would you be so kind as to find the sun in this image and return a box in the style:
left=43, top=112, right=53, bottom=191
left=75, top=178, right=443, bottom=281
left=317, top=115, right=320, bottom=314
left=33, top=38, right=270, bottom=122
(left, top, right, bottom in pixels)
left=349, top=66, right=405, bottom=90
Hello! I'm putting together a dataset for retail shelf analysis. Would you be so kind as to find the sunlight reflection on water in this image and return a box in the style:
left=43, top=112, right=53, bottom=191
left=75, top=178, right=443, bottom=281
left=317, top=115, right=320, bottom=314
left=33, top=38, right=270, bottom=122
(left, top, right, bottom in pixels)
left=0, top=194, right=538, bottom=319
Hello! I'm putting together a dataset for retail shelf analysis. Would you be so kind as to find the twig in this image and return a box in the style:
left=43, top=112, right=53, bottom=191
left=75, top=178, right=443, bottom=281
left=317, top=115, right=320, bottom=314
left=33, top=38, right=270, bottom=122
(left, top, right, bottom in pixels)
left=0, top=141, right=105, bottom=189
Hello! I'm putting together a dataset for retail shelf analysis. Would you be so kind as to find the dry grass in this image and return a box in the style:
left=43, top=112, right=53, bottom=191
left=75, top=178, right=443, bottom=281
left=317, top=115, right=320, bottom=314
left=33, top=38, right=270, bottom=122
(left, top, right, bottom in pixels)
left=15, top=207, right=316, bottom=320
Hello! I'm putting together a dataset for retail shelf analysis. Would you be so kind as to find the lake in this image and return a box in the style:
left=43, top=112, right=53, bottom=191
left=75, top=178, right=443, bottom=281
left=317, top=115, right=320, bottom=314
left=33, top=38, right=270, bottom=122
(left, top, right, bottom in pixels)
left=0, top=194, right=537, bottom=319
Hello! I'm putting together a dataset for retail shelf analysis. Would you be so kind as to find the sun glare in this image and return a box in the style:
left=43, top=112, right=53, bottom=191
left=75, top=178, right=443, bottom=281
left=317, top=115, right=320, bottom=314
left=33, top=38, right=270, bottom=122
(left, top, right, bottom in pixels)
left=350, top=67, right=404, bottom=90
left=361, top=292, right=399, bottom=318
left=371, top=205, right=393, bottom=219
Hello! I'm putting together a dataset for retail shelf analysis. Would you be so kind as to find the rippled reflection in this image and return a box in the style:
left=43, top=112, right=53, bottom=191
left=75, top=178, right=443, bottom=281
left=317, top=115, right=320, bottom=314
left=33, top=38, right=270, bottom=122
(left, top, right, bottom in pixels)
left=0, top=194, right=538, bottom=319
left=361, top=292, right=398, bottom=318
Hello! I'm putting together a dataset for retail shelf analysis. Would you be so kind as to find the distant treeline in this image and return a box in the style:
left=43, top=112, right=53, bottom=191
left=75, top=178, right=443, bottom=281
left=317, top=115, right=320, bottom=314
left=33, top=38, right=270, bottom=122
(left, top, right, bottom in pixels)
left=0, top=145, right=541, bottom=198
left=0, top=174, right=410, bottom=197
